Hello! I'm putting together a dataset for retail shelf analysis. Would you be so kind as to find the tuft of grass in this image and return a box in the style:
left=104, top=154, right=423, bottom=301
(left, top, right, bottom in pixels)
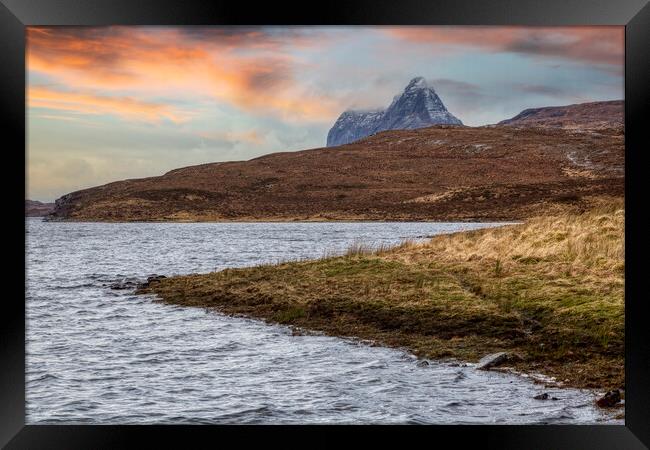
left=272, top=306, right=307, bottom=324
left=344, top=241, right=374, bottom=257
left=342, top=239, right=416, bottom=258
left=494, top=258, right=503, bottom=277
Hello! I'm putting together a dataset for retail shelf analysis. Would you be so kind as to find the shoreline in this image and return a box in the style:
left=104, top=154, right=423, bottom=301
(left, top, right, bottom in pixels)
left=137, top=290, right=625, bottom=420
left=137, top=197, right=624, bottom=399
left=41, top=216, right=523, bottom=224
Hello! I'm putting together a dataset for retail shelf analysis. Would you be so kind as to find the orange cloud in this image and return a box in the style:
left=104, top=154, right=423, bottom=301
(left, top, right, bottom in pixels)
left=198, top=129, right=265, bottom=145
left=383, top=26, right=624, bottom=67
left=28, top=86, right=189, bottom=123
left=28, top=26, right=621, bottom=125
left=27, top=26, right=339, bottom=122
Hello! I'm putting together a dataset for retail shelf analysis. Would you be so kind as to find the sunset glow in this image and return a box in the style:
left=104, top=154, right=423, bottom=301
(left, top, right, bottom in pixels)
left=27, top=26, right=624, bottom=201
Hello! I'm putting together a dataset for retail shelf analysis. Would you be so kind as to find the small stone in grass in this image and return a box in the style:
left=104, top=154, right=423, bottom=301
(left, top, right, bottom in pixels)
left=476, top=352, right=509, bottom=370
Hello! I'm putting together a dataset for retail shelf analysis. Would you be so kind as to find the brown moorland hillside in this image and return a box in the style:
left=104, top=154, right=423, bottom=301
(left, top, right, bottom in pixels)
left=26, top=200, right=55, bottom=217
left=498, top=100, right=623, bottom=130
left=49, top=100, right=624, bottom=222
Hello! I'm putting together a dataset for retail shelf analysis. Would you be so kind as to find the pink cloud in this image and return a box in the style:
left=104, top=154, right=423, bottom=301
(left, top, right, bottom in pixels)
left=383, top=26, right=624, bottom=67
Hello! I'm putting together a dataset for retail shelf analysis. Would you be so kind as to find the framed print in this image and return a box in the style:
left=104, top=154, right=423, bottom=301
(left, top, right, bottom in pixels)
left=2, top=0, right=649, bottom=448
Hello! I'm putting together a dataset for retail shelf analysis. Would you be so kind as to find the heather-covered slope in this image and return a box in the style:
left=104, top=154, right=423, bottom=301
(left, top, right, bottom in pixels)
left=498, top=100, right=623, bottom=130
left=50, top=123, right=624, bottom=222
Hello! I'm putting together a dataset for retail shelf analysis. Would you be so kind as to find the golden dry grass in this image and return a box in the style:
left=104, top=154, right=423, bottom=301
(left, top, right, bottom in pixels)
left=412, top=197, right=623, bottom=271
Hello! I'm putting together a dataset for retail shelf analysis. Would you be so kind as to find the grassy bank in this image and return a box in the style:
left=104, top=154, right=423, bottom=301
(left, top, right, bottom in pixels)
left=138, top=197, right=624, bottom=390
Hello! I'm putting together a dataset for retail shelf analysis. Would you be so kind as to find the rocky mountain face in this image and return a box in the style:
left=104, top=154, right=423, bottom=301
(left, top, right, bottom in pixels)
left=326, top=77, right=463, bottom=147
left=26, top=200, right=55, bottom=217
left=498, top=100, right=623, bottom=130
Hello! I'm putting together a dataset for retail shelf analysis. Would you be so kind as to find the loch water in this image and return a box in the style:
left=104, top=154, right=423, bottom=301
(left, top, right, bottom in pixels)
left=26, top=218, right=620, bottom=424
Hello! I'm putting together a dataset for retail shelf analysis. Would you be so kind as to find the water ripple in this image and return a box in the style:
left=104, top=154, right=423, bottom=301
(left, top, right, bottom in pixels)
left=25, top=218, right=619, bottom=424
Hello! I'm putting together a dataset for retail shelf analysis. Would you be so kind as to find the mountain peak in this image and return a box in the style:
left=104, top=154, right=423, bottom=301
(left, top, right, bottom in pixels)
left=327, top=77, right=462, bottom=147
left=405, top=76, right=429, bottom=91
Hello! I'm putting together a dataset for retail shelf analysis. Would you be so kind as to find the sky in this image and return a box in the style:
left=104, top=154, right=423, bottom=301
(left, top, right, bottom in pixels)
left=27, top=26, right=624, bottom=202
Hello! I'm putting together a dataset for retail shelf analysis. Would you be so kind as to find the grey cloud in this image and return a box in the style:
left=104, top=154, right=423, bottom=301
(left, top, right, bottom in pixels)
left=514, top=84, right=568, bottom=97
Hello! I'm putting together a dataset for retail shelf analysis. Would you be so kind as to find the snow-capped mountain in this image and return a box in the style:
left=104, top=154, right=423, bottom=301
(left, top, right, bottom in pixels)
left=326, top=77, right=463, bottom=147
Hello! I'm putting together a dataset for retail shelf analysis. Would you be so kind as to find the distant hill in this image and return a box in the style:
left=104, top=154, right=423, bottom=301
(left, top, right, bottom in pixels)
left=49, top=111, right=623, bottom=222
left=26, top=200, right=55, bottom=217
left=498, top=100, right=623, bottom=130
left=327, top=77, right=462, bottom=147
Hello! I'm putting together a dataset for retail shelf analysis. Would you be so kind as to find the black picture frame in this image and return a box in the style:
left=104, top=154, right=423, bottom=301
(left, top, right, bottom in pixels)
left=3, top=0, right=648, bottom=448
